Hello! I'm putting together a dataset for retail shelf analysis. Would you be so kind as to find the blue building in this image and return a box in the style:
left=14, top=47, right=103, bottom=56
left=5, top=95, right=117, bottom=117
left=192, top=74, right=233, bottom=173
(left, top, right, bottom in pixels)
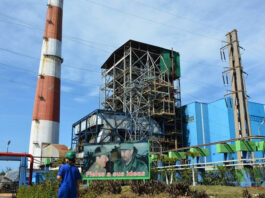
left=182, top=98, right=265, bottom=164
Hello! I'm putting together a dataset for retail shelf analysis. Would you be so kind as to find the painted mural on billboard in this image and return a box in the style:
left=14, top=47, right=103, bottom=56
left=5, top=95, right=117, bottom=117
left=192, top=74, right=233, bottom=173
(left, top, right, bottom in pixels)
left=83, top=141, right=150, bottom=180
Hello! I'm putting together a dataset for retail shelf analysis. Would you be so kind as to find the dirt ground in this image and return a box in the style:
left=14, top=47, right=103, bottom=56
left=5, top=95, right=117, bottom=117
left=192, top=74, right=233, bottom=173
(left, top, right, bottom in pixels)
left=0, top=193, right=16, bottom=198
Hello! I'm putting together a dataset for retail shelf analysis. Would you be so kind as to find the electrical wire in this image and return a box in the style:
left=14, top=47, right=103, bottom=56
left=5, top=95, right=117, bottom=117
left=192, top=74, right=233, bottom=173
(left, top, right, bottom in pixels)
left=0, top=10, right=263, bottom=73
left=0, top=75, right=100, bottom=100
left=0, top=63, right=100, bottom=87
left=83, top=0, right=222, bottom=42
left=132, top=0, right=225, bottom=34
left=0, top=47, right=101, bottom=73
left=0, top=12, right=115, bottom=54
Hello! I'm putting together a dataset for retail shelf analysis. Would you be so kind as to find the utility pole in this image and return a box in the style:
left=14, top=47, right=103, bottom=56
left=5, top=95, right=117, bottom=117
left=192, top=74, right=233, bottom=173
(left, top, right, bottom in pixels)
left=221, top=29, right=252, bottom=165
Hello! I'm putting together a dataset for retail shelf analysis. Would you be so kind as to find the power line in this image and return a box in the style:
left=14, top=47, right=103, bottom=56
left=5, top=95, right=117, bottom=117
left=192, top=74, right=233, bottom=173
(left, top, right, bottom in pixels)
left=0, top=62, right=100, bottom=87
left=0, top=75, right=100, bottom=99
left=83, top=0, right=222, bottom=42
left=0, top=47, right=101, bottom=73
left=132, top=0, right=225, bottom=34
left=0, top=12, right=114, bottom=53
left=1, top=9, right=263, bottom=72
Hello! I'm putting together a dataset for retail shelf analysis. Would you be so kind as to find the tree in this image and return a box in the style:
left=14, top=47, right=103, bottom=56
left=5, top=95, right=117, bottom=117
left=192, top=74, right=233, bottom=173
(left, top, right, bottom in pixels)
left=186, top=151, right=200, bottom=186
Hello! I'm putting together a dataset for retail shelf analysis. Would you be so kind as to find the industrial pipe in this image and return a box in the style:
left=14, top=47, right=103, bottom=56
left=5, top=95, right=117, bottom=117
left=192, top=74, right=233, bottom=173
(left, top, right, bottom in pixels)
left=0, top=152, right=34, bottom=185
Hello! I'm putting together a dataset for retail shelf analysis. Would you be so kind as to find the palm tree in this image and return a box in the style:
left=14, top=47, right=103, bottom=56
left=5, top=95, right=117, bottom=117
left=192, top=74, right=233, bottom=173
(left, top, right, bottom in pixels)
left=186, top=151, right=200, bottom=186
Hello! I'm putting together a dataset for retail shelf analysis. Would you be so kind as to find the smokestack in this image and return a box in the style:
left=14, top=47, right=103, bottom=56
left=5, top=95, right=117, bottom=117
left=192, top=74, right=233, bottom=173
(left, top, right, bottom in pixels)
left=29, top=0, right=63, bottom=167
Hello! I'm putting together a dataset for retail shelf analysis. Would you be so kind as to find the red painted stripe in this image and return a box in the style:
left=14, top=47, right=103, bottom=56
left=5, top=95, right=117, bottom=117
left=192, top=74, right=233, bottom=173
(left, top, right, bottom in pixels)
left=44, top=6, right=62, bottom=41
left=32, top=76, right=60, bottom=122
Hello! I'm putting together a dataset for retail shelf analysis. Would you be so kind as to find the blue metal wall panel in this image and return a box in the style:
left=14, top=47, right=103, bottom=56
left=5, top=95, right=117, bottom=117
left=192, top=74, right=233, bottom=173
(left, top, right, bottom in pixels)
left=183, top=103, right=197, bottom=147
left=248, top=102, right=265, bottom=158
left=183, top=99, right=265, bottom=163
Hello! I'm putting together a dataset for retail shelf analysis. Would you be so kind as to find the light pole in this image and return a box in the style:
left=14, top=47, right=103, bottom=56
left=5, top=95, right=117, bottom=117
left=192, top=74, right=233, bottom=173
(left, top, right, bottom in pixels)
left=6, top=140, right=11, bottom=152
left=259, top=118, right=265, bottom=136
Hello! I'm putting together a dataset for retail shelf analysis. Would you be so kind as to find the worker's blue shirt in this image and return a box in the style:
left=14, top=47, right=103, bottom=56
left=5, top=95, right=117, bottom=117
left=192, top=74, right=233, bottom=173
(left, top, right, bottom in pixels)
left=58, top=163, right=81, bottom=198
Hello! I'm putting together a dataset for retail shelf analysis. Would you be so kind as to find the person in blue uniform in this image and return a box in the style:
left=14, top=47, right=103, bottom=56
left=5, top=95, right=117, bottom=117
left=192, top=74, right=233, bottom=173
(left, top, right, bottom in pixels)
left=57, top=151, right=82, bottom=198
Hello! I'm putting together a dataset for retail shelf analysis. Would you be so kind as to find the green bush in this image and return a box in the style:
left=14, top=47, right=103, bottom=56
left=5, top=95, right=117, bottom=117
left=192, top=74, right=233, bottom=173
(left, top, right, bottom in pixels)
left=106, top=180, right=122, bottom=194
left=166, top=182, right=191, bottom=198
left=181, top=168, right=193, bottom=185
left=191, top=190, right=209, bottom=198
left=130, top=180, right=166, bottom=195
left=17, top=171, right=59, bottom=198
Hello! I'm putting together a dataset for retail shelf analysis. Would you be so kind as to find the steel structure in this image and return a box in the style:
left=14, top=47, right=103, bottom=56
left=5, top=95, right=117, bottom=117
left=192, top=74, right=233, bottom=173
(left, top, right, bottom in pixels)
left=71, top=109, right=164, bottom=152
left=29, top=0, right=63, bottom=168
left=100, top=40, right=182, bottom=151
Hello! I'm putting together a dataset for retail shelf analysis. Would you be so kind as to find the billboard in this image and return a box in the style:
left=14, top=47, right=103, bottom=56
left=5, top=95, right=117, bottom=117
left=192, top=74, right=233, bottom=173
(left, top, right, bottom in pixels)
left=83, top=141, right=150, bottom=180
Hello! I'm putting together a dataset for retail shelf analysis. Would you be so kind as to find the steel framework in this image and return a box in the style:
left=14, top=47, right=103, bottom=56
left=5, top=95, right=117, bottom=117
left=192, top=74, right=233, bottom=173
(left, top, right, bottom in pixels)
left=100, top=40, right=182, bottom=150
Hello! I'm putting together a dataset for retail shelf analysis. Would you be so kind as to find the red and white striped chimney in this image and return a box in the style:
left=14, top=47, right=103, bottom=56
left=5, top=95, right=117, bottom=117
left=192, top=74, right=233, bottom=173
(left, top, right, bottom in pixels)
left=29, top=0, right=63, bottom=166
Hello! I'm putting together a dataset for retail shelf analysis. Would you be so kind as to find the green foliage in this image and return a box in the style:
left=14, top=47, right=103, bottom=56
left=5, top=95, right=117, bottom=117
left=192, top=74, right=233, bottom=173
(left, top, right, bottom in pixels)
left=17, top=171, right=59, bottom=198
left=130, top=180, right=166, bottom=195
left=201, top=166, right=237, bottom=186
left=181, top=168, right=193, bottom=185
left=216, top=166, right=236, bottom=186
left=186, top=151, right=200, bottom=158
left=130, top=180, right=148, bottom=196
left=191, top=190, right=209, bottom=198
left=51, top=157, right=65, bottom=167
left=80, top=180, right=122, bottom=197
left=150, top=168, right=159, bottom=180
left=87, top=181, right=107, bottom=195
left=106, top=180, right=122, bottom=194
left=166, top=182, right=191, bottom=198
left=201, top=171, right=219, bottom=185
left=244, top=167, right=263, bottom=185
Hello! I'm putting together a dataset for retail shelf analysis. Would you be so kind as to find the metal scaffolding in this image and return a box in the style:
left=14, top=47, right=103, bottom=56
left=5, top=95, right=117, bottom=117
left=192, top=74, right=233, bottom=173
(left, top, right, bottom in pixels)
left=100, top=40, right=182, bottom=151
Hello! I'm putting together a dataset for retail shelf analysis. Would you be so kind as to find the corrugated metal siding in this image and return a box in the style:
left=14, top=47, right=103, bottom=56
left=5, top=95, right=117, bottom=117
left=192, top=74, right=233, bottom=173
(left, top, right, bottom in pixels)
left=183, top=99, right=265, bottom=163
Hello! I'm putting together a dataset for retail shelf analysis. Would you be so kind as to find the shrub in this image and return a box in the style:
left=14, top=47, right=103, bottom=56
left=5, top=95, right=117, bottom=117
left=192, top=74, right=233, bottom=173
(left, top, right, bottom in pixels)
left=150, top=168, right=159, bottom=180
left=191, top=190, right=209, bottom=198
left=80, top=181, right=108, bottom=198
left=88, top=180, right=107, bottom=195
left=17, top=171, right=59, bottom=198
left=152, top=180, right=166, bottom=194
left=201, top=171, right=218, bottom=185
left=106, top=180, right=122, bottom=194
left=166, top=182, right=191, bottom=198
left=242, top=188, right=252, bottom=198
left=181, top=168, right=193, bottom=185
left=130, top=180, right=166, bottom=195
left=130, top=180, right=147, bottom=196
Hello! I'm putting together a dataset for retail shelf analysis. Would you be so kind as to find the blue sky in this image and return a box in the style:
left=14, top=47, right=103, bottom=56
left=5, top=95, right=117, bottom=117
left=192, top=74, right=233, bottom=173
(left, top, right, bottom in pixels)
left=0, top=0, right=265, bottom=170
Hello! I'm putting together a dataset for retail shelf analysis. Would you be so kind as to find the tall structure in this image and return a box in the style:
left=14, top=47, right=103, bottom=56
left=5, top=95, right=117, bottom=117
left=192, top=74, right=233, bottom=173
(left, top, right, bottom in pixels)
left=100, top=40, right=182, bottom=150
left=29, top=0, right=63, bottom=166
left=221, top=29, right=252, bottom=163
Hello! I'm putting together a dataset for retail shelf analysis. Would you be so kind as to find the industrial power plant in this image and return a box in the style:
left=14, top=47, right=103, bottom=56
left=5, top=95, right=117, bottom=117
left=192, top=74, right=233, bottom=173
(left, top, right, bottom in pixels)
left=1, top=0, right=265, bottom=195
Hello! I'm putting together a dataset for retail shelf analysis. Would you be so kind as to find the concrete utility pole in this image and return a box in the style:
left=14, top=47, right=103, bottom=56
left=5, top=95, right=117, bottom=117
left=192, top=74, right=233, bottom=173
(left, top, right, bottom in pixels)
left=221, top=29, right=252, bottom=164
